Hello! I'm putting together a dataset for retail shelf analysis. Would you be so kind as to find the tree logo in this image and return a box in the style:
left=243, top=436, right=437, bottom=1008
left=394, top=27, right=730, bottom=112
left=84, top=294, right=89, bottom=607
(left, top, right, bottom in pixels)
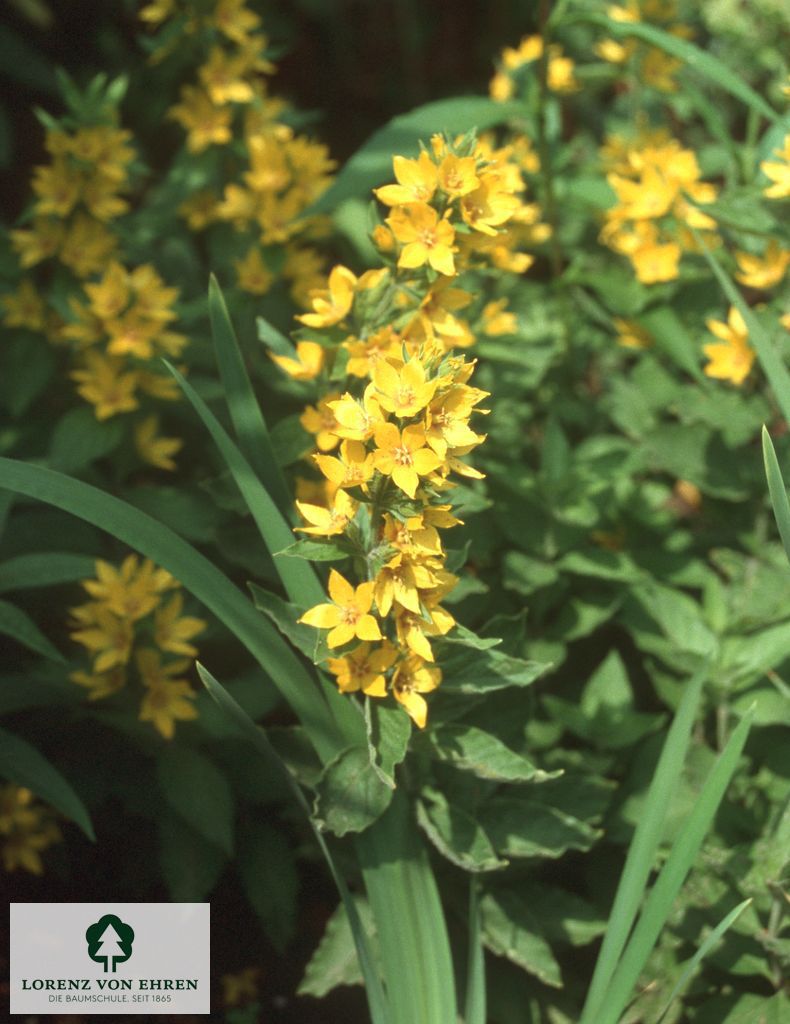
left=85, top=914, right=134, bottom=973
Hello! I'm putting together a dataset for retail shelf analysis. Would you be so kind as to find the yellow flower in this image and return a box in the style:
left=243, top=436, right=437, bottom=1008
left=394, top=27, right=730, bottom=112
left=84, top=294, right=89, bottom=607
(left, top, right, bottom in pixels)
left=437, top=154, right=479, bottom=199
left=154, top=593, right=206, bottom=657
left=460, top=178, right=520, bottom=236
left=760, top=134, right=790, bottom=199
left=489, top=71, right=514, bottom=101
left=391, top=655, right=442, bottom=728
left=374, top=152, right=439, bottom=207
left=199, top=46, right=255, bottom=105
left=81, top=554, right=175, bottom=621
left=632, top=238, right=681, bottom=283
left=481, top=298, right=517, bottom=336
left=330, top=383, right=385, bottom=441
left=297, top=265, right=357, bottom=328
left=300, top=392, right=342, bottom=451
left=169, top=86, right=233, bottom=152
left=387, top=203, right=456, bottom=276
left=614, top=318, right=652, bottom=349
left=327, top=642, right=398, bottom=695
left=425, top=386, right=487, bottom=458
left=134, top=415, right=182, bottom=471
left=137, top=649, right=198, bottom=740
left=71, top=352, right=140, bottom=418
left=0, top=786, right=61, bottom=874
left=734, top=241, right=790, bottom=290
left=70, top=604, right=134, bottom=674
left=70, top=667, right=127, bottom=700
left=1, top=279, right=47, bottom=331
left=59, top=214, right=118, bottom=277
left=373, top=555, right=435, bottom=616
left=31, top=158, right=81, bottom=218
left=373, top=357, right=437, bottom=418
left=373, top=422, right=443, bottom=499
left=271, top=340, right=325, bottom=380
left=84, top=261, right=129, bottom=319
left=299, top=569, right=382, bottom=648
left=10, top=218, right=65, bottom=268
left=295, top=489, right=357, bottom=536
left=703, top=306, right=755, bottom=385
left=222, top=967, right=261, bottom=1008
left=315, top=439, right=376, bottom=489
left=235, top=246, right=274, bottom=294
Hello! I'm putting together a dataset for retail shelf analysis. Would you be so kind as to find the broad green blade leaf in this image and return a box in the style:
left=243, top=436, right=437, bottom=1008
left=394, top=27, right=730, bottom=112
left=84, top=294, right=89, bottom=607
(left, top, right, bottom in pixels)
left=596, top=708, right=754, bottom=1024
left=196, top=663, right=390, bottom=1024
left=0, top=551, right=96, bottom=593
left=0, top=726, right=94, bottom=839
left=763, top=427, right=790, bottom=566
left=165, top=361, right=322, bottom=609
left=692, top=229, right=790, bottom=427
left=579, top=672, right=704, bottom=1024
left=0, top=457, right=345, bottom=764
left=207, top=275, right=293, bottom=520
left=0, top=598, right=65, bottom=663
left=654, top=898, right=752, bottom=1024
left=157, top=745, right=234, bottom=856
left=464, top=880, right=486, bottom=1024
left=307, top=97, right=527, bottom=214
left=356, top=789, right=457, bottom=1024
left=589, top=16, right=778, bottom=122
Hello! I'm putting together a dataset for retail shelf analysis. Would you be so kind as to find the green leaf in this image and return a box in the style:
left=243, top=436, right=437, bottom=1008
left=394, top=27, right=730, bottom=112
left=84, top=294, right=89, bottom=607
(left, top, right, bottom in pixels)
left=579, top=673, right=705, bottom=1024
left=49, top=406, right=124, bottom=474
left=637, top=306, right=705, bottom=382
left=165, top=361, right=323, bottom=608
left=208, top=275, right=293, bottom=519
left=365, top=699, right=411, bottom=790
left=591, top=16, right=779, bottom=122
left=0, top=335, right=56, bottom=417
left=0, top=552, right=96, bottom=593
left=307, top=97, right=527, bottom=214
left=159, top=812, right=227, bottom=902
left=0, top=726, right=94, bottom=839
left=480, top=890, right=562, bottom=988
left=593, top=708, right=753, bottom=1024
left=654, top=898, right=752, bottom=1024
left=157, top=745, right=234, bottom=856
left=257, top=314, right=297, bottom=358
left=238, top=821, right=298, bottom=952
left=249, top=582, right=326, bottom=664
left=356, top=789, right=457, bottom=1024
left=0, top=457, right=347, bottom=764
left=439, top=641, right=549, bottom=694
left=428, top=723, right=553, bottom=782
left=298, top=898, right=375, bottom=998
left=0, top=599, right=64, bottom=663
left=464, top=880, right=486, bottom=1024
left=416, top=788, right=507, bottom=873
left=313, top=746, right=393, bottom=837
left=480, top=796, right=600, bottom=859
left=763, top=427, right=790, bottom=567
left=276, top=538, right=353, bottom=562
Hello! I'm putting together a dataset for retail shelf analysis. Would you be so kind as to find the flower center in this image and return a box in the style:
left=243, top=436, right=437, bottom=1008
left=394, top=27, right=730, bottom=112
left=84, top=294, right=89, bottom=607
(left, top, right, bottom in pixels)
left=393, top=445, right=413, bottom=466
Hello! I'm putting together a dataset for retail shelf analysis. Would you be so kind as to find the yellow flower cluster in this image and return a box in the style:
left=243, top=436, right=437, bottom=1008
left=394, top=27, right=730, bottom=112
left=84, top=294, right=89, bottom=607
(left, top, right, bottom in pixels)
left=490, top=33, right=578, bottom=100
left=69, top=555, right=206, bottom=739
left=0, top=785, right=61, bottom=874
left=761, top=134, right=790, bottom=200
left=144, top=0, right=335, bottom=305
left=595, top=1, right=690, bottom=93
left=600, top=128, right=719, bottom=283
left=276, top=137, right=534, bottom=727
left=61, top=261, right=185, bottom=445
left=10, top=121, right=134, bottom=278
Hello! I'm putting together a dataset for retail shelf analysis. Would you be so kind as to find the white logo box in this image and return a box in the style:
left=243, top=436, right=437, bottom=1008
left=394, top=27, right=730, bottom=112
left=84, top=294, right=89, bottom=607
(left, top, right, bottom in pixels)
left=10, top=902, right=210, bottom=1015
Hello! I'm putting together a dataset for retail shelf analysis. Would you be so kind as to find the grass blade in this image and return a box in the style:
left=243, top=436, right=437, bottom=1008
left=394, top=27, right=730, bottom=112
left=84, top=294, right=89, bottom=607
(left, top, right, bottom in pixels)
left=464, top=878, right=486, bottom=1024
left=0, top=726, right=95, bottom=840
left=0, top=457, right=345, bottom=764
left=596, top=708, right=754, bottom=1024
left=654, top=898, right=752, bottom=1024
left=196, top=663, right=390, bottom=1024
left=763, top=426, right=790, bottom=566
left=208, top=275, right=293, bottom=520
left=692, top=229, right=790, bottom=427
left=585, top=16, right=778, bottom=122
left=356, top=790, right=458, bottom=1024
left=165, top=360, right=322, bottom=608
left=579, top=672, right=704, bottom=1024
